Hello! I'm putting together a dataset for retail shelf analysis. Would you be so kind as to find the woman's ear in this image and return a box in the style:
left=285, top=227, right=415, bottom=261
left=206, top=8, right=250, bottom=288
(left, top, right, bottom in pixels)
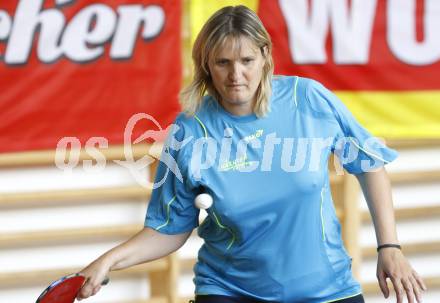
left=260, top=45, right=268, bottom=57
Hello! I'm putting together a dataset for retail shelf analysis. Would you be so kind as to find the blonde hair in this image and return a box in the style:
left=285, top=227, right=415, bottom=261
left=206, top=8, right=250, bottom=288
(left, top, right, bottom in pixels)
left=180, top=5, right=274, bottom=117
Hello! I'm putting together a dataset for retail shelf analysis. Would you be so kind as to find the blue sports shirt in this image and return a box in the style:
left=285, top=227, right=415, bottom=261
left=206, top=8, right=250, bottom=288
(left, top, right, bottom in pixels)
left=145, top=76, right=398, bottom=302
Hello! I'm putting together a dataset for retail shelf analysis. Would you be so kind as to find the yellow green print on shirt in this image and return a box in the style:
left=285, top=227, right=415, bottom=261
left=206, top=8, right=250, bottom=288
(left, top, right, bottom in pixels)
left=219, top=129, right=263, bottom=171
left=243, top=129, right=263, bottom=142
left=219, top=155, right=258, bottom=171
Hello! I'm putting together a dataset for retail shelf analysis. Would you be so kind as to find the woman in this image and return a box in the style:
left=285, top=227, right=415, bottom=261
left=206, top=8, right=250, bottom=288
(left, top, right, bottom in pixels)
left=77, top=5, right=426, bottom=303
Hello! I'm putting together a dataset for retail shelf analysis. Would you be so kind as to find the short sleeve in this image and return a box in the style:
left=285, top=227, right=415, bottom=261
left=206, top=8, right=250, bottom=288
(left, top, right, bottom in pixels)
left=306, top=79, right=398, bottom=174
left=144, top=119, right=200, bottom=234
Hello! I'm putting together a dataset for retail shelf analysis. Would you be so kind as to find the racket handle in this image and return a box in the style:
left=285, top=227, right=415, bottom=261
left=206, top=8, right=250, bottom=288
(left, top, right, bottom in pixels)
left=101, top=276, right=110, bottom=285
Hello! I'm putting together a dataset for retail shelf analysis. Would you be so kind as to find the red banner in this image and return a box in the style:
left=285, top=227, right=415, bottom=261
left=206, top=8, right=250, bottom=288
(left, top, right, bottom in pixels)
left=0, top=0, right=181, bottom=153
left=258, top=0, right=440, bottom=90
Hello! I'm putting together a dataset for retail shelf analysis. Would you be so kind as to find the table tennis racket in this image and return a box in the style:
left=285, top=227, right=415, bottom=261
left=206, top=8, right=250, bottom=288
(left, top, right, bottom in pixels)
left=36, top=273, right=109, bottom=303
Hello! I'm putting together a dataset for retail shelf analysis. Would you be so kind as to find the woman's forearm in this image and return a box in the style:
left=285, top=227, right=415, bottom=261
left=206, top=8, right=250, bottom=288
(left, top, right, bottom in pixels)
left=355, top=167, right=399, bottom=246
left=101, top=227, right=192, bottom=271
left=77, top=227, right=192, bottom=300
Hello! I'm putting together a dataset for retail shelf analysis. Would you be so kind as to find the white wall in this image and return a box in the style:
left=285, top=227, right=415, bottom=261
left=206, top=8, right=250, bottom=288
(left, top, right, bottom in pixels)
left=0, top=163, right=152, bottom=303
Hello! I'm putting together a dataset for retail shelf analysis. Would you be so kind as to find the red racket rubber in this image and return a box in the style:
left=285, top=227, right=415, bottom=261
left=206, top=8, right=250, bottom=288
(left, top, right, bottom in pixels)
left=36, top=273, right=85, bottom=303
left=36, top=273, right=110, bottom=303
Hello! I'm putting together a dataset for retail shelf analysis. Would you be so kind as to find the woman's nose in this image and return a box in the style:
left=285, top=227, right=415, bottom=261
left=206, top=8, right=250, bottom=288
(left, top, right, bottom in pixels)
left=228, top=63, right=241, bottom=81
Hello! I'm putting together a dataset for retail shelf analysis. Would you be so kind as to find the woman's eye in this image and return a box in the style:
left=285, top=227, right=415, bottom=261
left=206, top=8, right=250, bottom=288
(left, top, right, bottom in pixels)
left=243, top=58, right=254, bottom=64
left=216, top=60, right=228, bottom=66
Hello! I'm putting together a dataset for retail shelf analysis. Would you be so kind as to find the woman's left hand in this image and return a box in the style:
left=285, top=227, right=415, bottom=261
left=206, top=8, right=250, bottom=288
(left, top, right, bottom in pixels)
left=376, top=248, right=427, bottom=303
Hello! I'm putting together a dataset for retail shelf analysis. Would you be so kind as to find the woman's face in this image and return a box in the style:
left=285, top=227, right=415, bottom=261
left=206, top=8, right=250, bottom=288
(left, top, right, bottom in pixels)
left=208, top=35, right=265, bottom=115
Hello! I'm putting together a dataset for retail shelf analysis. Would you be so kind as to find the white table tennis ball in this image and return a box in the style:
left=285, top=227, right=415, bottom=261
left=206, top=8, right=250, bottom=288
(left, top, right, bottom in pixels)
left=194, top=193, right=213, bottom=209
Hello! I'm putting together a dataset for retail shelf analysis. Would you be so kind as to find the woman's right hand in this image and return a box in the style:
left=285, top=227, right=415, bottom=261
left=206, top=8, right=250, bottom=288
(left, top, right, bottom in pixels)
left=74, top=227, right=192, bottom=300
left=76, top=256, right=112, bottom=301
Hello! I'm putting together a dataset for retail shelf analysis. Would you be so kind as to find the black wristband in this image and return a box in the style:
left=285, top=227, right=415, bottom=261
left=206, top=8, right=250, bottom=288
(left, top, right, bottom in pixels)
left=377, top=244, right=401, bottom=252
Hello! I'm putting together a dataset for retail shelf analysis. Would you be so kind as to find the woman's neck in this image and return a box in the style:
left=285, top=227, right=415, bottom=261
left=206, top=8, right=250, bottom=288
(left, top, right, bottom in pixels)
left=219, top=99, right=254, bottom=116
